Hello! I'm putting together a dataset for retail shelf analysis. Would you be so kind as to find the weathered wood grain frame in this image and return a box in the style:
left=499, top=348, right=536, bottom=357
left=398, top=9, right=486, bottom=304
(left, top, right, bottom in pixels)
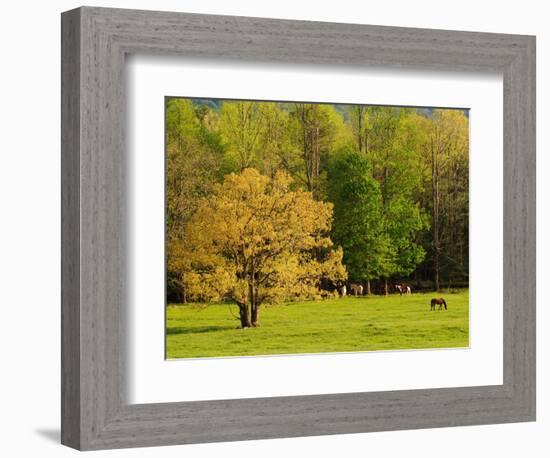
left=61, top=6, right=536, bottom=450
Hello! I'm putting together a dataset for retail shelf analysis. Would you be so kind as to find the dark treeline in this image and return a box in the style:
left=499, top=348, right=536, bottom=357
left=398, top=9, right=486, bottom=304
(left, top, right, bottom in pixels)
left=166, top=98, right=469, bottom=302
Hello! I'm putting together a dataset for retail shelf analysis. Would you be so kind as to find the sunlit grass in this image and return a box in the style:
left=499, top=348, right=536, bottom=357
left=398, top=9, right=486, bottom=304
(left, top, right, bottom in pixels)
left=166, top=290, right=469, bottom=359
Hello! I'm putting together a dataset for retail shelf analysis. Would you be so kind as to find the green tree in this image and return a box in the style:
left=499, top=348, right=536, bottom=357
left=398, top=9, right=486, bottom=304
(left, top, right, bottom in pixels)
left=422, top=109, right=469, bottom=290
left=349, top=105, right=370, bottom=154
left=219, top=101, right=264, bottom=170
left=289, top=103, right=346, bottom=198
left=255, top=102, right=294, bottom=178
left=328, top=151, right=393, bottom=294
left=165, top=99, right=223, bottom=301
left=350, top=107, right=427, bottom=291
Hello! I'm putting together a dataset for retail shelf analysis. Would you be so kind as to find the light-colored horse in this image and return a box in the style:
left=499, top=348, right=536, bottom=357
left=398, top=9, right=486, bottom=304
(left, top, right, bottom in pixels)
left=350, top=284, right=363, bottom=296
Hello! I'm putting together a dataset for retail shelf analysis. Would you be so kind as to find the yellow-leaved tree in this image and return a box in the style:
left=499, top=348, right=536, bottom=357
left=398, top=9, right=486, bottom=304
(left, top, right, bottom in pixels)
left=183, top=168, right=347, bottom=328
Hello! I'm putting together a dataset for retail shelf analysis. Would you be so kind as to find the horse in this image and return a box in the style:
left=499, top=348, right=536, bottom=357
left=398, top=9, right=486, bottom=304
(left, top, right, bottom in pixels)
left=395, top=284, right=411, bottom=296
left=340, top=285, right=347, bottom=297
left=430, top=297, right=447, bottom=311
left=350, top=284, right=363, bottom=296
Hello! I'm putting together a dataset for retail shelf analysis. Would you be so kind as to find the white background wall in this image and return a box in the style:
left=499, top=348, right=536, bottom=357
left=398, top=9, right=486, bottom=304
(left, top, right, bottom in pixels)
left=0, top=1, right=546, bottom=456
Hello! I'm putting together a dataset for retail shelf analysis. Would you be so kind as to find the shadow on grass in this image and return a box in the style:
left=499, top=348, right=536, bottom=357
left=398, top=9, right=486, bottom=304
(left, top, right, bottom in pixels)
left=167, top=325, right=234, bottom=336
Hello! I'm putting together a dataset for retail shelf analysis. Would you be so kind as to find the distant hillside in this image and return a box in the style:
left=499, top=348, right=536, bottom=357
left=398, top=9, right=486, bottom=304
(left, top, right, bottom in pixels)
left=186, top=98, right=468, bottom=117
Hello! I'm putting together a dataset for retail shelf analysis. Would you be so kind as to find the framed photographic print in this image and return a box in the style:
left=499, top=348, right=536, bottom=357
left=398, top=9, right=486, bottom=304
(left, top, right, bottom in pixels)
left=61, top=6, right=536, bottom=450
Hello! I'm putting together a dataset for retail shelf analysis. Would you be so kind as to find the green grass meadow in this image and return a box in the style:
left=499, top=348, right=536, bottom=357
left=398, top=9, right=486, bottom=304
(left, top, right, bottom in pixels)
left=166, top=290, right=469, bottom=359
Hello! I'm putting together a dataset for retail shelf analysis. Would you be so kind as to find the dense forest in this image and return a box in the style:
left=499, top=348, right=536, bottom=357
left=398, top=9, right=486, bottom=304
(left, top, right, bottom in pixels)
left=166, top=98, right=469, bottom=314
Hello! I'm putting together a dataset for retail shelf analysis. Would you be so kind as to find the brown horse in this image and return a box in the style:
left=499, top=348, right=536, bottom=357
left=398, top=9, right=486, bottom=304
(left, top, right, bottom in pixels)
left=430, top=297, right=447, bottom=311
left=395, top=283, right=412, bottom=296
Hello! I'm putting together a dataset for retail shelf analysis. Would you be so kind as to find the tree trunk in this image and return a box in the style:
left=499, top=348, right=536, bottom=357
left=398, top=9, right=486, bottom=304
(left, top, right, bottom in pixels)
left=366, top=279, right=371, bottom=295
left=358, top=107, right=363, bottom=153
left=181, top=274, right=187, bottom=303
left=431, top=140, right=441, bottom=292
left=238, top=304, right=251, bottom=328
left=434, top=254, right=440, bottom=291
left=251, top=305, right=261, bottom=327
left=384, top=278, right=388, bottom=296
left=298, top=104, right=322, bottom=199
left=433, top=189, right=441, bottom=292
left=248, top=263, right=260, bottom=327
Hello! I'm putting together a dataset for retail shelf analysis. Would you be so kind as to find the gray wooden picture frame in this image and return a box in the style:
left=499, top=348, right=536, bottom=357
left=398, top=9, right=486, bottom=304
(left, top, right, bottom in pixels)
left=61, top=6, right=536, bottom=451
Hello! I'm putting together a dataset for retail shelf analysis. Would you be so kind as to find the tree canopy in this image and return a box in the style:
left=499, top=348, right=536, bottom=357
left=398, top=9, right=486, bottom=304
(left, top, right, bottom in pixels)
left=181, top=168, right=346, bottom=327
left=328, top=151, right=391, bottom=291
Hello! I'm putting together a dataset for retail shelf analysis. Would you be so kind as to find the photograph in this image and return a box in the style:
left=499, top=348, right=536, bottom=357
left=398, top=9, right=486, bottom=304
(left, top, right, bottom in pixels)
left=165, top=97, right=470, bottom=359
left=0, top=0, right=542, bottom=454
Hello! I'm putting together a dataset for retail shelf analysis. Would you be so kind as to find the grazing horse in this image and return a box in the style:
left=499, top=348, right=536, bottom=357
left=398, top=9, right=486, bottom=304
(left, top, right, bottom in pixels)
left=430, top=297, right=447, bottom=311
left=406, top=285, right=412, bottom=295
left=350, top=284, right=363, bottom=296
left=395, top=284, right=403, bottom=295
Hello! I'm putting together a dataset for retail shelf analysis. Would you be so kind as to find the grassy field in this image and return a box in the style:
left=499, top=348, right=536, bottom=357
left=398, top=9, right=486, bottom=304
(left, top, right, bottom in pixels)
left=166, top=290, right=469, bottom=359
